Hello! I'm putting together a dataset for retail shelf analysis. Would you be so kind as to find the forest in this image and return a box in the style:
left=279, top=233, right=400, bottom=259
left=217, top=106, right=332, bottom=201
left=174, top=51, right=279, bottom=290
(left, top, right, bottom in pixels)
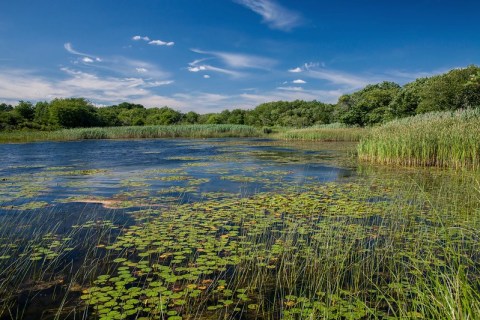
left=1, top=65, right=479, bottom=131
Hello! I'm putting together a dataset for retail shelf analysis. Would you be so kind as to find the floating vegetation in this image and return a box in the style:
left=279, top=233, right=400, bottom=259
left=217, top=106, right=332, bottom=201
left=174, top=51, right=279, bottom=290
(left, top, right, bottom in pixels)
left=79, top=179, right=480, bottom=319
left=1, top=138, right=478, bottom=319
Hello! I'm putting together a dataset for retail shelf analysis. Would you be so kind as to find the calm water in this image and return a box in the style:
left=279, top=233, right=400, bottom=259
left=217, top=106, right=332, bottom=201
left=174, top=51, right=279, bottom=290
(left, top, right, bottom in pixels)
left=0, top=138, right=354, bottom=209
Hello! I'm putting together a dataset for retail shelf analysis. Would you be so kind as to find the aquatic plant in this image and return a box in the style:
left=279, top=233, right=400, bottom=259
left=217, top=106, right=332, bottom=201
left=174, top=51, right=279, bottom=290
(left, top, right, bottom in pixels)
left=276, top=126, right=368, bottom=141
left=0, top=124, right=261, bottom=143
left=358, top=109, right=480, bottom=169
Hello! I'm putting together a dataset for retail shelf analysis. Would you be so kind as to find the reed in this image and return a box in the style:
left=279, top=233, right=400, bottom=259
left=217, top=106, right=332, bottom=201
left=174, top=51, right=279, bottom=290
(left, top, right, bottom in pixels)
left=276, top=124, right=368, bottom=142
left=0, top=124, right=262, bottom=143
left=358, top=109, right=480, bottom=169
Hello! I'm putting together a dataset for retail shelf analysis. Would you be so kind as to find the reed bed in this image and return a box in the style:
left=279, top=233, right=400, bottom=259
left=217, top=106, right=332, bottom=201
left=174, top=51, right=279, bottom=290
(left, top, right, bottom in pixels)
left=0, top=124, right=261, bottom=143
left=358, top=109, right=480, bottom=169
left=276, top=125, right=369, bottom=142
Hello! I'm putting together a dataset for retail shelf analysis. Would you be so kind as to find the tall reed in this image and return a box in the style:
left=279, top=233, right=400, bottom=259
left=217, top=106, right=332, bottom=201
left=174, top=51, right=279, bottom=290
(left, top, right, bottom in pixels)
left=358, top=109, right=480, bottom=169
left=276, top=125, right=368, bottom=142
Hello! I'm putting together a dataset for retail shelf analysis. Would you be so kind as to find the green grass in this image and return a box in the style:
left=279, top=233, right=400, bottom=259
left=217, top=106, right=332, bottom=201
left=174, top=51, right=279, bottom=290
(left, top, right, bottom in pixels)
left=358, top=109, right=480, bottom=169
left=0, top=124, right=262, bottom=143
left=275, top=124, right=369, bottom=142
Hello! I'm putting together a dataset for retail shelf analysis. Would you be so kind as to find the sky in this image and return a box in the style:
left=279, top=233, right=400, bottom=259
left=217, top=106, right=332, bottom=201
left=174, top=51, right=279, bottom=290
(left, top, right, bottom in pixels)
left=0, top=0, right=479, bottom=113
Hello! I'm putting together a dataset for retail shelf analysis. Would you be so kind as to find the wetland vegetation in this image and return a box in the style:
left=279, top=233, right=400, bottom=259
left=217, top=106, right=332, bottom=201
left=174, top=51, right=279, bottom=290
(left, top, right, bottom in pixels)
left=0, top=139, right=479, bottom=319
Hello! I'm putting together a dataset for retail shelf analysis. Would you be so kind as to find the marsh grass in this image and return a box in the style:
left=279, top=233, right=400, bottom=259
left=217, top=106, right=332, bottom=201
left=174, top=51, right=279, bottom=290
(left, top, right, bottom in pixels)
left=0, top=124, right=261, bottom=143
left=358, top=109, right=480, bottom=169
left=276, top=125, right=368, bottom=142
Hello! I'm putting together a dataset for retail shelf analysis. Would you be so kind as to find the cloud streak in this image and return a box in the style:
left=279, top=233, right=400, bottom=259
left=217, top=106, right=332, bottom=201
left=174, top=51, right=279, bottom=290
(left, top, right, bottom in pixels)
left=148, top=40, right=174, bottom=46
left=234, top=0, right=302, bottom=31
left=64, top=43, right=102, bottom=62
left=191, top=49, right=276, bottom=70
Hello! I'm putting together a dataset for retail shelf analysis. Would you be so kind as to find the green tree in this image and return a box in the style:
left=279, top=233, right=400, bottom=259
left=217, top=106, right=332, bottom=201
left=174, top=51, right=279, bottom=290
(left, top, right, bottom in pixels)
left=337, top=82, right=401, bottom=126
left=183, top=111, right=199, bottom=124
left=417, top=65, right=480, bottom=113
left=14, top=101, right=35, bottom=122
left=49, top=98, right=99, bottom=128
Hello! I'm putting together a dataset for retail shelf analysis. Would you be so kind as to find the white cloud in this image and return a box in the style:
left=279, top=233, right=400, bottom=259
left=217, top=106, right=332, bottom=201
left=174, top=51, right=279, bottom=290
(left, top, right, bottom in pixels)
left=292, top=79, right=306, bottom=84
left=203, top=75, right=211, bottom=79
left=191, top=49, right=275, bottom=69
left=132, top=35, right=174, bottom=46
left=234, top=0, right=303, bottom=31
left=149, top=40, right=175, bottom=46
left=102, top=57, right=170, bottom=79
left=187, top=58, right=244, bottom=78
left=288, top=67, right=302, bottom=73
left=144, top=80, right=174, bottom=87
left=305, top=68, right=370, bottom=89
left=0, top=68, right=175, bottom=107
left=132, top=35, right=150, bottom=41
left=64, top=42, right=101, bottom=62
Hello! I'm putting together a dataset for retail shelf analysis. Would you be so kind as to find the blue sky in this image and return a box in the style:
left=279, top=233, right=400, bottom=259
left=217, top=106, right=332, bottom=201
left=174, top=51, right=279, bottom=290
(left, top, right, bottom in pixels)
left=0, top=0, right=479, bottom=113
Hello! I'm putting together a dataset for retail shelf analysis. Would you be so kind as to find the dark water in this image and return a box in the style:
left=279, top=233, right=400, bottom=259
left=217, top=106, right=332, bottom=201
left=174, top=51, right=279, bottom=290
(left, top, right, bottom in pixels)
left=0, top=138, right=354, bottom=208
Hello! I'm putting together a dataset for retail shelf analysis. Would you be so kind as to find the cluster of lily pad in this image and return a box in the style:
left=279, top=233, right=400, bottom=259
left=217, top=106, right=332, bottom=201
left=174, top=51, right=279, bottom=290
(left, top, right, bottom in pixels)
left=79, top=178, right=480, bottom=319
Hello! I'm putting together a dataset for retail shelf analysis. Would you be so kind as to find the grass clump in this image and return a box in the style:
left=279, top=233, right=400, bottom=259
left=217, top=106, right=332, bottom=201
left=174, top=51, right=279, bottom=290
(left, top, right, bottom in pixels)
left=0, top=124, right=261, bottom=143
left=358, top=109, right=480, bottom=169
left=276, top=125, right=368, bottom=142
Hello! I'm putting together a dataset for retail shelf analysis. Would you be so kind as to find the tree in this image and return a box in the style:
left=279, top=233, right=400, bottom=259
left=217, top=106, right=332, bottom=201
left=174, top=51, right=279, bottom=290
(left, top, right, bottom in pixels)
left=337, top=82, right=401, bottom=126
left=417, top=65, right=480, bottom=113
left=388, top=78, right=428, bottom=119
left=0, top=103, right=13, bottom=112
left=183, top=111, right=199, bottom=124
left=145, top=107, right=182, bottom=125
left=49, top=98, right=99, bottom=128
left=14, top=101, right=35, bottom=122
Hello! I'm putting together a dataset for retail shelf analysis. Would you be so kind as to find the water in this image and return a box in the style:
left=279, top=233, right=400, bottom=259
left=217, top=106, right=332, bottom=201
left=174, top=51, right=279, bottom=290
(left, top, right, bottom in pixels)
left=1, top=138, right=478, bottom=319
left=0, top=138, right=356, bottom=319
left=0, top=138, right=353, bottom=209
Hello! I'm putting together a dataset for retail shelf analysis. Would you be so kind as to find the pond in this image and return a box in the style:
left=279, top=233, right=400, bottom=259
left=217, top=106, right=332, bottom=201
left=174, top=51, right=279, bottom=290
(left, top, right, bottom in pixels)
left=0, top=138, right=478, bottom=319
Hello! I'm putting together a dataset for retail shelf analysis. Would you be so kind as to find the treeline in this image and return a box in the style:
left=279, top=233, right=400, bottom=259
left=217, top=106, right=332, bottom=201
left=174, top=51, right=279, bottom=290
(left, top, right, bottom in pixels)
left=1, top=65, right=479, bottom=131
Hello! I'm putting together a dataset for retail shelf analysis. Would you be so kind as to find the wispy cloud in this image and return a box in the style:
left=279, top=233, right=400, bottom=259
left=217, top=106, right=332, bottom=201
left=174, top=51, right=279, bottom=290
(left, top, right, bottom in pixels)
left=187, top=57, right=244, bottom=78
left=64, top=42, right=102, bottom=62
left=288, top=63, right=371, bottom=89
left=276, top=86, right=304, bottom=91
left=384, top=69, right=444, bottom=81
left=191, top=49, right=276, bottom=70
left=234, top=0, right=303, bottom=31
